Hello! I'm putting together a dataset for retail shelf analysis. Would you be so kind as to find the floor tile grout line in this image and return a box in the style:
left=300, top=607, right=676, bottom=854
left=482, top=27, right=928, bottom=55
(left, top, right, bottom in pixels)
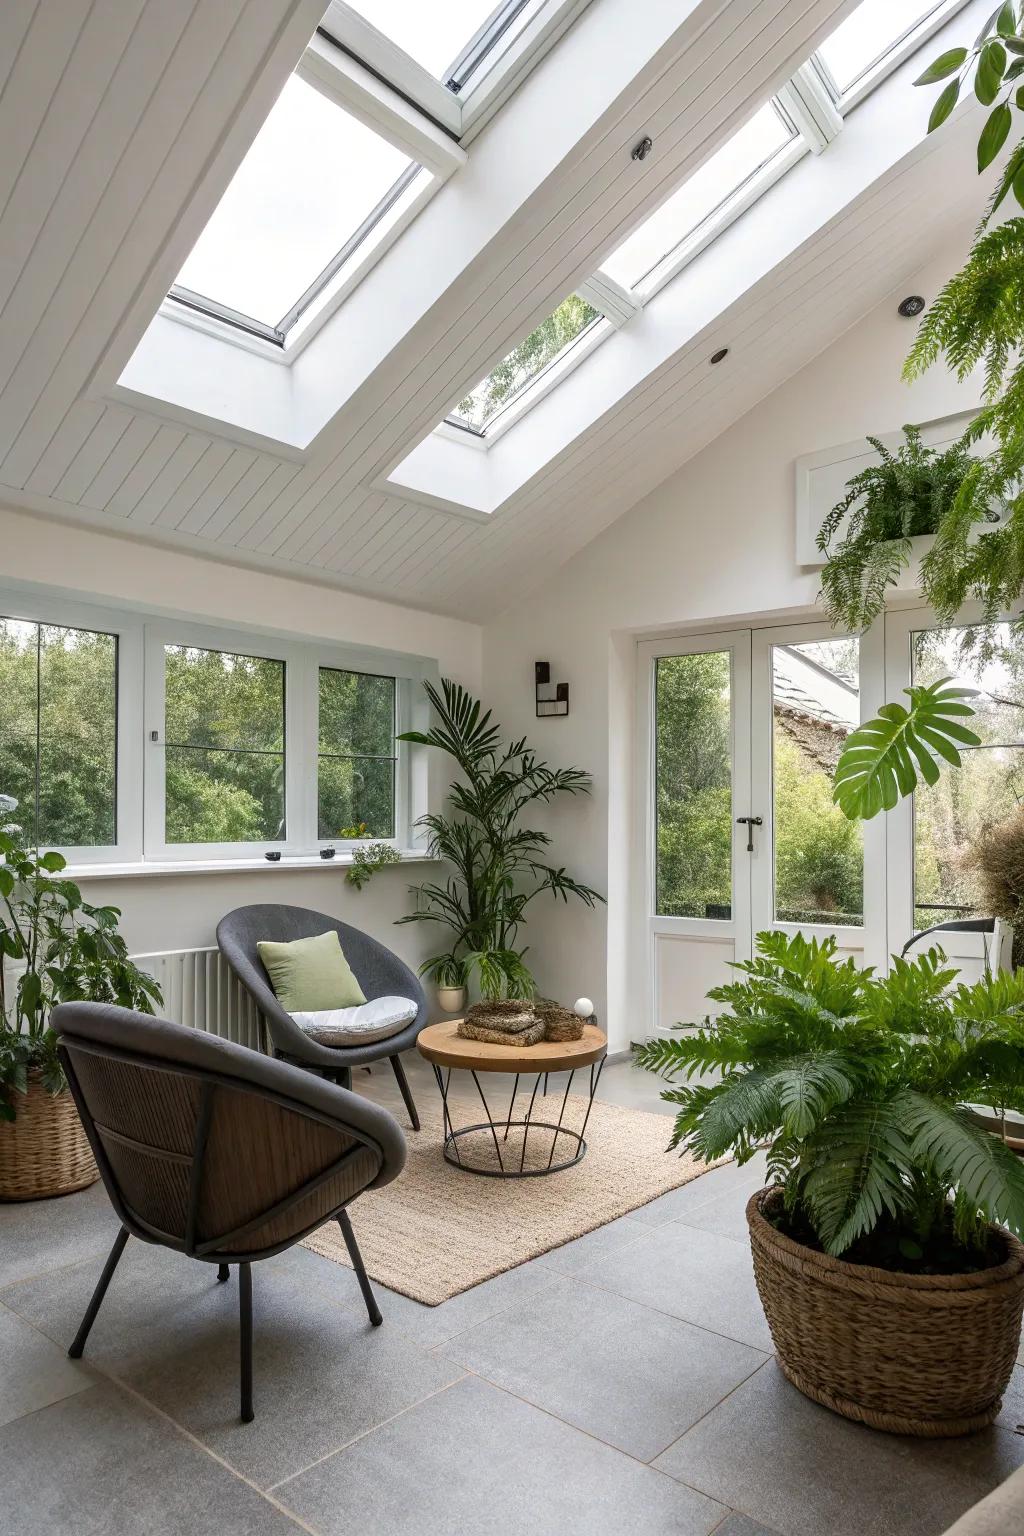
left=103, top=1375, right=325, bottom=1536
left=267, top=1374, right=472, bottom=1492
left=0, top=1234, right=121, bottom=1297
left=564, top=1265, right=774, bottom=1355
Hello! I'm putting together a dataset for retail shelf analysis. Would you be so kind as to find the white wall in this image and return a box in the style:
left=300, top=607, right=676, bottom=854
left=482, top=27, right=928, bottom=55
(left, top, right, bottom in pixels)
left=481, top=232, right=982, bottom=1050
left=0, top=503, right=481, bottom=975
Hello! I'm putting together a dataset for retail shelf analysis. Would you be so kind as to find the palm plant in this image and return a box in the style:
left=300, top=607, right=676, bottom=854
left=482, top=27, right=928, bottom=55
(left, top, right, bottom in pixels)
left=397, top=679, right=603, bottom=1000
left=634, top=930, right=1024, bottom=1265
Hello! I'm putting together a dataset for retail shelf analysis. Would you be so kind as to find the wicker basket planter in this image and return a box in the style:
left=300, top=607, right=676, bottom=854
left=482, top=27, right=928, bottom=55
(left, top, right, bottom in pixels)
left=0, top=1073, right=99, bottom=1201
left=747, top=1186, right=1024, bottom=1437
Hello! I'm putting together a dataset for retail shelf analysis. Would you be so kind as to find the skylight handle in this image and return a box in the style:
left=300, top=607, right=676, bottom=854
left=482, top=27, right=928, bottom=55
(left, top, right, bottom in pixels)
left=736, top=815, right=762, bottom=853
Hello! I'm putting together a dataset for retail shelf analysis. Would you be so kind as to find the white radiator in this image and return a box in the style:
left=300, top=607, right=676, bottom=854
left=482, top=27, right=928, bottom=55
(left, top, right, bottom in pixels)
left=131, top=946, right=266, bottom=1054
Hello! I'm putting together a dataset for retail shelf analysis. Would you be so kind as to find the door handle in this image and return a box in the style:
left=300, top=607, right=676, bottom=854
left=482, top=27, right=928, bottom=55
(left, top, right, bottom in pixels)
left=736, top=815, right=762, bottom=852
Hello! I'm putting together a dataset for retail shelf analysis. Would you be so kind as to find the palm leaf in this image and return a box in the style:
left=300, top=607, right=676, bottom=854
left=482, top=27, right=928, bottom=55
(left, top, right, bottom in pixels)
left=898, top=1090, right=1024, bottom=1235
left=833, top=678, right=980, bottom=820
left=800, top=1098, right=915, bottom=1254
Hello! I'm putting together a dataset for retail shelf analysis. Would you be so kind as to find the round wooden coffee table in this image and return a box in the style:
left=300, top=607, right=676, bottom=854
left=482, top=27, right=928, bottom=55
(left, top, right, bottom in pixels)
left=416, top=1019, right=607, bottom=1178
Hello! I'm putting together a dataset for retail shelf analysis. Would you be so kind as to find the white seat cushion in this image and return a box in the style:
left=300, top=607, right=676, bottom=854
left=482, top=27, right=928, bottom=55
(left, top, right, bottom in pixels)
left=291, top=994, right=418, bottom=1048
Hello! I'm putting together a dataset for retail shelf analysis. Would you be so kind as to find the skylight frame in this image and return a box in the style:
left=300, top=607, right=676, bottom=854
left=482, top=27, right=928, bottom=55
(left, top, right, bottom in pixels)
left=163, top=33, right=464, bottom=355
left=811, top=0, right=972, bottom=116
left=598, top=98, right=806, bottom=305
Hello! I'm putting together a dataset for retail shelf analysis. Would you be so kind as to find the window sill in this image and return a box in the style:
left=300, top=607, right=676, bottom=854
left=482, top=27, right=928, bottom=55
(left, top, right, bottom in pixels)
left=64, top=851, right=435, bottom=881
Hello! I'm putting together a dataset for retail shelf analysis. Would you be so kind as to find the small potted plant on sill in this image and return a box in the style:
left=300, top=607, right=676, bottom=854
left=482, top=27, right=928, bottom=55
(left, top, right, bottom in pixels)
left=0, top=804, right=162, bottom=1200
left=634, top=929, right=1024, bottom=1437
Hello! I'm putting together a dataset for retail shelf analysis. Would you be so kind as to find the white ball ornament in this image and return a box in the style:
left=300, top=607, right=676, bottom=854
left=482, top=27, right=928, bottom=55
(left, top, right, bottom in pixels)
left=573, top=997, right=594, bottom=1020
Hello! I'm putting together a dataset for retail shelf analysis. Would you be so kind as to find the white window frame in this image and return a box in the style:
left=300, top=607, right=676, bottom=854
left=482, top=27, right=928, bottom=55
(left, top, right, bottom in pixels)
left=811, top=0, right=974, bottom=118
left=0, top=585, right=434, bottom=869
left=163, top=32, right=465, bottom=358
left=0, top=588, right=143, bottom=867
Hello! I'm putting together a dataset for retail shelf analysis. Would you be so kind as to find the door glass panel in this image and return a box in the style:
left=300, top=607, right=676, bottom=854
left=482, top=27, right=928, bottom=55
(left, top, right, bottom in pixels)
left=912, top=623, right=1024, bottom=927
left=655, top=652, right=733, bottom=918
left=772, top=637, right=863, bottom=926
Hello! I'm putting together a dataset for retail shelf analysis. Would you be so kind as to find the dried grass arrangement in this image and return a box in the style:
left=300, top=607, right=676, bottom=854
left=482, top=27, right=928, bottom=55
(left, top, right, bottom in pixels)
left=964, top=805, right=1024, bottom=934
left=458, top=1000, right=544, bottom=1046
left=536, top=1001, right=584, bottom=1042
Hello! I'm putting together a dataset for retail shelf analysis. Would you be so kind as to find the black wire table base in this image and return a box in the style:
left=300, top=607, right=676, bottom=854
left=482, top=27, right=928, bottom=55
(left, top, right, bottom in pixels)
left=430, top=1057, right=605, bottom=1178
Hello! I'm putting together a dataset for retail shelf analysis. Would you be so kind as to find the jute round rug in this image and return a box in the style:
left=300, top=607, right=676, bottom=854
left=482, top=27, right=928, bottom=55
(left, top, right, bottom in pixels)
left=303, top=1094, right=726, bottom=1305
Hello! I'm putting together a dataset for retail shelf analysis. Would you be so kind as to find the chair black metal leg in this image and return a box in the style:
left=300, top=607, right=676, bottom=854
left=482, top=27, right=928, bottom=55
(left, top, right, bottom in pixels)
left=338, top=1209, right=382, bottom=1326
left=239, top=1261, right=254, bottom=1423
left=389, top=1053, right=420, bottom=1131
left=69, top=1225, right=129, bottom=1359
left=217, top=1263, right=230, bottom=1283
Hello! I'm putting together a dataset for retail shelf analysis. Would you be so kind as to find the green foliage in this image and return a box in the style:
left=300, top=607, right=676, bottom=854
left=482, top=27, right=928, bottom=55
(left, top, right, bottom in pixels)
left=633, top=930, right=1024, bottom=1260
left=397, top=678, right=603, bottom=1000
left=0, top=809, right=162, bottom=1121
left=654, top=653, right=732, bottom=917
left=345, top=841, right=401, bottom=891
left=833, top=679, right=980, bottom=820
left=906, top=6, right=1024, bottom=646
left=816, top=426, right=989, bottom=632
left=773, top=732, right=863, bottom=919
left=456, top=296, right=599, bottom=430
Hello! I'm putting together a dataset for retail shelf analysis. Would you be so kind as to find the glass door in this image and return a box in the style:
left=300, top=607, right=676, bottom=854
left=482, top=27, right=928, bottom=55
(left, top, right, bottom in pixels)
left=885, top=608, right=1024, bottom=977
left=637, top=631, right=752, bottom=1031
left=750, top=620, right=884, bottom=966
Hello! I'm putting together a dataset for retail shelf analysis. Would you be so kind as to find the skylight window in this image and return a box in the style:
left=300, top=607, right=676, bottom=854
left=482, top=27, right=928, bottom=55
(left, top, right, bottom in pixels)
left=816, top=0, right=948, bottom=98
left=601, top=102, right=796, bottom=292
left=448, top=294, right=600, bottom=432
left=340, top=0, right=541, bottom=92
left=172, top=74, right=417, bottom=339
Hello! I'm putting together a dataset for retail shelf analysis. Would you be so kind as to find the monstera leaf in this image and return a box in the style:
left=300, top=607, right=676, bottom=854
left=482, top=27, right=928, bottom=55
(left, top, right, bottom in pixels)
left=833, top=678, right=980, bottom=821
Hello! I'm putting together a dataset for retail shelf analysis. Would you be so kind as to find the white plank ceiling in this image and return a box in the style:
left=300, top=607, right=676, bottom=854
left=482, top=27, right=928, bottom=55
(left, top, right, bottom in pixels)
left=0, top=0, right=985, bottom=621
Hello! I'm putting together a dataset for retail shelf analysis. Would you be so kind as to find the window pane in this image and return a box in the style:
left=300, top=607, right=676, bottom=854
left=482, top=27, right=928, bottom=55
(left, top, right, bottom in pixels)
left=0, top=618, right=117, bottom=848
left=318, top=667, right=396, bottom=838
left=601, top=103, right=794, bottom=290
left=817, top=0, right=944, bottom=96
left=319, top=668, right=394, bottom=756
left=319, top=756, right=396, bottom=840
left=448, top=294, right=599, bottom=432
left=342, top=0, right=519, bottom=84
left=655, top=652, right=733, bottom=919
left=175, top=74, right=411, bottom=328
left=912, top=623, right=1024, bottom=927
left=772, top=638, right=863, bottom=926
left=164, top=646, right=285, bottom=844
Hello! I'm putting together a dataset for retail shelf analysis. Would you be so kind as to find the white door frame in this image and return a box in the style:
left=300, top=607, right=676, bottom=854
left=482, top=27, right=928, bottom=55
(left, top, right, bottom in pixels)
left=750, top=615, right=887, bottom=970
left=636, top=629, right=752, bottom=1033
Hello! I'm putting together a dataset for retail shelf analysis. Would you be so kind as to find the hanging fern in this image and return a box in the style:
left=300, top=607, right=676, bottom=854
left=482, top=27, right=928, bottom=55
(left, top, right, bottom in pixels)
left=816, top=426, right=989, bottom=631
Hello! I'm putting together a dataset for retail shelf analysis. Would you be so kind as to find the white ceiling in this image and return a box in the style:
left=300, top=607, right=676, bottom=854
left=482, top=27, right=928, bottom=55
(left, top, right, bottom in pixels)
left=0, top=0, right=988, bottom=621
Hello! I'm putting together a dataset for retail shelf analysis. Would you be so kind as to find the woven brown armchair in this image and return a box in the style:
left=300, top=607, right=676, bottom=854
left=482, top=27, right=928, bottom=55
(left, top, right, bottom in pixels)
left=52, top=1001, right=406, bottom=1423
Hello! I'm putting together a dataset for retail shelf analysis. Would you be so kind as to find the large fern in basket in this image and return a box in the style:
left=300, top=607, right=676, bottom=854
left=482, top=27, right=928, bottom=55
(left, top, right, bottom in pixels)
left=634, top=931, right=1024, bottom=1261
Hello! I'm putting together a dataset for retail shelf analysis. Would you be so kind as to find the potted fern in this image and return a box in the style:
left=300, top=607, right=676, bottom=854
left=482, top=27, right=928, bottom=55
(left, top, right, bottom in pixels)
left=635, top=931, right=1024, bottom=1437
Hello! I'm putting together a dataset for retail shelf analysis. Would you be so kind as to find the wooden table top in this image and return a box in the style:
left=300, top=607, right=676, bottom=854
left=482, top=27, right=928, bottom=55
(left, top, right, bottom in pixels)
left=416, top=1019, right=607, bottom=1074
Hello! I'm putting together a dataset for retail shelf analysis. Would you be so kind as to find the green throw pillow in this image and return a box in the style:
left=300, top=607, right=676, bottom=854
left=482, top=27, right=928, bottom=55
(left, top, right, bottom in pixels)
left=257, top=931, right=366, bottom=1013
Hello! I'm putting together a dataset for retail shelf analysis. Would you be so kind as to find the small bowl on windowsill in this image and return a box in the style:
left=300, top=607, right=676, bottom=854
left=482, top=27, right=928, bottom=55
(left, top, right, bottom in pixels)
left=264, top=851, right=282, bottom=862
left=320, top=847, right=336, bottom=860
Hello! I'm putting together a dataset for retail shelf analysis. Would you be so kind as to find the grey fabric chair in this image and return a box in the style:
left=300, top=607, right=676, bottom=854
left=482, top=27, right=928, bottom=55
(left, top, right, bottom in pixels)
left=217, top=904, right=428, bottom=1131
left=52, top=1000, right=405, bottom=1423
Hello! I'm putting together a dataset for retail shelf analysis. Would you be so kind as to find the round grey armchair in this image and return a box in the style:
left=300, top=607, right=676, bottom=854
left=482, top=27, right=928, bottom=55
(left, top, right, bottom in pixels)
left=216, top=904, right=428, bottom=1130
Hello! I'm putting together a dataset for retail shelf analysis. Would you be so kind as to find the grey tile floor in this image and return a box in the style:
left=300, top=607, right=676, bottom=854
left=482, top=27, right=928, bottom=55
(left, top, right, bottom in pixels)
left=3, top=1051, right=1024, bottom=1535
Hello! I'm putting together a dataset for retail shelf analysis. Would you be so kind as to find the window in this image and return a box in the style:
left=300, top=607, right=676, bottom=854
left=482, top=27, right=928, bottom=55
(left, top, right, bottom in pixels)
left=447, top=294, right=601, bottom=433
left=912, top=624, right=1024, bottom=926
left=601, top=102, right=797, bottom=293
left=172, top=73, right=417, bottom=340
left=318, top=669, right=397, bottom=838
left=339, top=0, right=543, bottom=92
left=816, top=0, right=950, bottom=100
left=772, top=637, right=863, bottom=926
left=654, top=651, right=733, bottom=919
left=163, top=646, right=286, bottom=845
left=0, top=618, right=117, bottom=850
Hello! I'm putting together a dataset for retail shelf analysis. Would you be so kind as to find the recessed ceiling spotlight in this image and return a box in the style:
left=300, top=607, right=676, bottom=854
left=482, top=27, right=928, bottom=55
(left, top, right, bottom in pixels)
left=710, top=348, right=729, bottom=365
left=898, top=295, right=926, bottom=318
